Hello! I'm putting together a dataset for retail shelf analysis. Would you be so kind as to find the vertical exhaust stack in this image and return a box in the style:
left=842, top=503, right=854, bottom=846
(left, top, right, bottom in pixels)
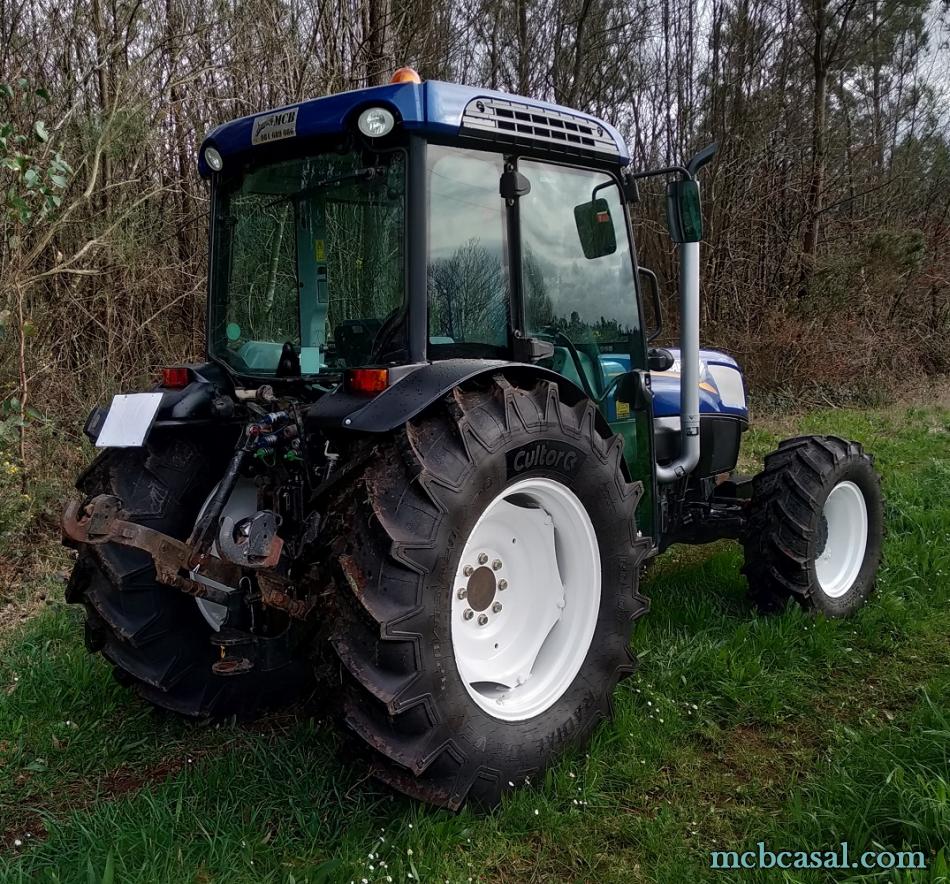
left=655, top=236, right=701, bottom=483
left=655, top=143, right=717, bottom=485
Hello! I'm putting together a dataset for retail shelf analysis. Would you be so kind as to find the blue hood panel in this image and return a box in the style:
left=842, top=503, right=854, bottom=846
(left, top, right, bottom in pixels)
left=649, top=348, right=748, bottom=420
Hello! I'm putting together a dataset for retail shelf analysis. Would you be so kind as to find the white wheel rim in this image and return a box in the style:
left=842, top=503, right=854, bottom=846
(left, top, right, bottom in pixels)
left=450, top=477, right=601, bottom=722
left=815, top=480, right=868, bottom=598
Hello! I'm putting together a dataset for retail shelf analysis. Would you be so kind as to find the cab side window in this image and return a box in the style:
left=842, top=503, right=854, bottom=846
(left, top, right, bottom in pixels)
left=426, top=146, right=509, bottom=356
left=519, top=160, right=639, bottom=395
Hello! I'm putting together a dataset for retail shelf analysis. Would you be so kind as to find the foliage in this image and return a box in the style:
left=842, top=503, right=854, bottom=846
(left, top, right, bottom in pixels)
left=0, top=80, right=71, bottom=233
left=0, top=399, right=30, bottom=538
left=0, top=0, right=944, bottom=431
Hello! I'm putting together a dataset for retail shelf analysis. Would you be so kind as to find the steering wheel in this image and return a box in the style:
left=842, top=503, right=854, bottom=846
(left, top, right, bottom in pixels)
left=370, top=306, right=407, bottom=363
left=549, top=330, right=606, bottom=400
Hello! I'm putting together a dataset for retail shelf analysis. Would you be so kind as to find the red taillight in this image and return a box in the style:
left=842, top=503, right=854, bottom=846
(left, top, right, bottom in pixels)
left=162, top=366, right=190, bottom=389
left=346, top=368, right=389, bottom=395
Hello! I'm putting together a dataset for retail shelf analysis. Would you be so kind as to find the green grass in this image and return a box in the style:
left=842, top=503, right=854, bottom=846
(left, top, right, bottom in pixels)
left=0, top=403, right=948, bottom=883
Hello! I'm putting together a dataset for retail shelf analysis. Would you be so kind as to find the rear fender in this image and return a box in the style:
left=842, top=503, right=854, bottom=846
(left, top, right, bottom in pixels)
left=306, top=359, right=606, bottom=436
left=82, top=362, right=237, bottom=444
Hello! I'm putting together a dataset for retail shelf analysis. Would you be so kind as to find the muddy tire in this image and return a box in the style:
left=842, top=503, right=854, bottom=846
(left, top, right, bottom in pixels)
left=742, top=435, right=884, bottom=618
left=322, top=375, right=649, bottom=809
left=65, top=436, right=310, bottom=717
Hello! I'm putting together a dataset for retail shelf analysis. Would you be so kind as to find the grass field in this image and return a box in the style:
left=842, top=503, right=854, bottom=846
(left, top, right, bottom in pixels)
left=0, top=402, right=948, bottom=883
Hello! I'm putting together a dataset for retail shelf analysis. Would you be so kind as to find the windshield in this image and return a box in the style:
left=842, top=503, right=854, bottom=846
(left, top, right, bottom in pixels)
left=210, top=149, right=406, bottom=376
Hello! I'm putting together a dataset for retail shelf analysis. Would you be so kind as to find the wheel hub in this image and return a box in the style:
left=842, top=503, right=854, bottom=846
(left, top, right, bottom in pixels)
left=465, top=565, right=497, bottom=612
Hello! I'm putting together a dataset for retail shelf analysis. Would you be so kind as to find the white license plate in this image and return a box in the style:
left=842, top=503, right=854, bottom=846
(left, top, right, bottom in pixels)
left=95, top=393, right=164, bottom=448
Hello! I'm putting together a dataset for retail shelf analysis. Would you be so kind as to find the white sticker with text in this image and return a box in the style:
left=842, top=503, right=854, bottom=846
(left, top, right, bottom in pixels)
left=251, top=107, right=298, bottom=145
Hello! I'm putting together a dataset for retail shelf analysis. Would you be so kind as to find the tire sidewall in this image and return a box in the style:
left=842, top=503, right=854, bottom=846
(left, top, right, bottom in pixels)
left=416, top=408, right=641, bottom=767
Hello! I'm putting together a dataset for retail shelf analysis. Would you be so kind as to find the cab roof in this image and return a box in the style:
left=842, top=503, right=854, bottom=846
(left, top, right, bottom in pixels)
left=198, top=80, right=629, bottom=177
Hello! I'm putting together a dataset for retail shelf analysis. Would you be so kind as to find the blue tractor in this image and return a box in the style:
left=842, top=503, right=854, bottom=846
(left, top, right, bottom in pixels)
left=63, top=69, right=884, bottom=809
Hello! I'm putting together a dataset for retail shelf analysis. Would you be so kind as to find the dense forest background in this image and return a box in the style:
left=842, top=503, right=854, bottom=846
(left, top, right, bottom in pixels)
left=0, top=0, right=948, bottom=476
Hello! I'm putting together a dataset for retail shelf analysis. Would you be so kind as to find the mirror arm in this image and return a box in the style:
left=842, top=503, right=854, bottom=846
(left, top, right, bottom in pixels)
left=687, top=142, right=719, bottom=178
left=627, top=163, right=691, bottom=182
left=638, top=267, right=662, bottom=342
left=626, top=142, right=719, bottom=183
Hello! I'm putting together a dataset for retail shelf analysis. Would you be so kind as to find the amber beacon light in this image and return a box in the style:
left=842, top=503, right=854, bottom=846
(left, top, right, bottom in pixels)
left=390, top=67, right=422, bottom=84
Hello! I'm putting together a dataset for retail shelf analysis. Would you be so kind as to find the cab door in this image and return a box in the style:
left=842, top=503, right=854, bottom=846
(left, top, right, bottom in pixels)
left=515, top=158, right=656, bottom=536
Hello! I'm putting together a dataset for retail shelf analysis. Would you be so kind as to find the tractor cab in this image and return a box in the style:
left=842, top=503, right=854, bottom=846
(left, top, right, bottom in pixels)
left=197, top=71, right=695, bottom=537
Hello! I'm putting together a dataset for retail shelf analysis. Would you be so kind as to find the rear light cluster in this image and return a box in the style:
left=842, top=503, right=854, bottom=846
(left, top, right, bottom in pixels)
left=345, top=368, right=389, bottom=395
left=161, top=366, right=190, bottom=389
left=162, top=366, right=389, bottom=395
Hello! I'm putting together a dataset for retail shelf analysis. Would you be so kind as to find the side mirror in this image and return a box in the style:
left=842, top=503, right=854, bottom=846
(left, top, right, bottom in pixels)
left=573, top=198, right=617, bottom=259
left=648, top=347, right=675, bottom=372
left=665, top=179, right=702, bottom=244
left=638, top=267, right=662, bottom=342
left=665, top=142, right=717, bottom=245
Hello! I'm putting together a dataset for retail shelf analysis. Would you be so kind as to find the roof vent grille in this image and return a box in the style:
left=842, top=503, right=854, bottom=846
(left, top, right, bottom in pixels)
left=460, top=97, right=619, bottom=156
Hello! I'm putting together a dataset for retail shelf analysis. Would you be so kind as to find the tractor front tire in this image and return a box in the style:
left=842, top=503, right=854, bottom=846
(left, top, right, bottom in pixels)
left=66, top=437, right=310, bottom=717
left=742, top=435, right=883, bottom=617
left=322, top=375, right=649, bottom=809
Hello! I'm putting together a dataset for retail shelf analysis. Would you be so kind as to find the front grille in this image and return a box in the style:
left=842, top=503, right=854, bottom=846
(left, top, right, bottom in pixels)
left=460, top=97, right=620, bottom=157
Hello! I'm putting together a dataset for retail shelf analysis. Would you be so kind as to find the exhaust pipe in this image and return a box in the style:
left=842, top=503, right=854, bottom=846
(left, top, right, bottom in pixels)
left=626, top=143, right=715, bottom=485
left=655, top=237, right=701, bottom=483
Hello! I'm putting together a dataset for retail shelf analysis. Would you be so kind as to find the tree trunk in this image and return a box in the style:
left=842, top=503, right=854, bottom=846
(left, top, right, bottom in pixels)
left=802, top=0, right=827, bottom=266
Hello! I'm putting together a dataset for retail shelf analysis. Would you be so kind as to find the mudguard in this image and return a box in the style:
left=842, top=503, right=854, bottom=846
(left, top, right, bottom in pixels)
left=82, top=362, right=236, bottom=443
left=305, top=359, right=594, bottom=433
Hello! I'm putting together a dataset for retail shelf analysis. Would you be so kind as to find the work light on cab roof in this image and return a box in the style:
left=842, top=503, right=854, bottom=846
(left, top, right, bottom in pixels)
left=63, top=67, right=886, bottom=813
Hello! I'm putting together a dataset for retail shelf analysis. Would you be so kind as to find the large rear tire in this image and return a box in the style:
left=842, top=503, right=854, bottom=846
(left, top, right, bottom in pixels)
left=321, top=375, right=649, bottom=809
left=65, top=436, right=310, bottom=717
left=742, top=435, right=884, bottom=617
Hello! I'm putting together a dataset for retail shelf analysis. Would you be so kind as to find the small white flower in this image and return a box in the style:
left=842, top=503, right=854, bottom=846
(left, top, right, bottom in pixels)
left=13, top=839, right=22, bottom=847
left=407, top=848, right=413, bottom=856
left=534, top=808, right=539, bottom=815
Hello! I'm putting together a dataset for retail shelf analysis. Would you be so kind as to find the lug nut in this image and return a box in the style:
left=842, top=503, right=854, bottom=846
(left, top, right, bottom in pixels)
left=492, top=601, right=503, bottom=613
left=463, top=609, right=474, bottom=621
left=462, top=565, right=474, bottom=577
left=498, top=579, right=508, bottom=591
left=477, top=613, right=489, bottom=626
left=492, top=559, right=502, bottom=571
left=457, top=587, right=467, bottom=600
left=477, top=553, right=488, bottom=565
